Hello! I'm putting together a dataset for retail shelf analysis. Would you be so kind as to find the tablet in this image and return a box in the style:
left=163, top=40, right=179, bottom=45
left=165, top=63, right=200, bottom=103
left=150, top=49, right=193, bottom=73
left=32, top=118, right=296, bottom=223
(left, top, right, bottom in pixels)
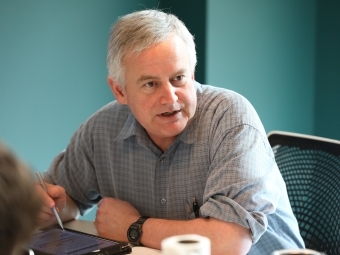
left=26, top=227, right=132, bottom=255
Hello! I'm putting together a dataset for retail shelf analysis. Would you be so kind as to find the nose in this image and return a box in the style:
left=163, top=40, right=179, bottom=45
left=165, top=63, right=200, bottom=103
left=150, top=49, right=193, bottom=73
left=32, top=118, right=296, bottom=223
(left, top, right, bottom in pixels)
left=159, top=82, right=178, bottom=104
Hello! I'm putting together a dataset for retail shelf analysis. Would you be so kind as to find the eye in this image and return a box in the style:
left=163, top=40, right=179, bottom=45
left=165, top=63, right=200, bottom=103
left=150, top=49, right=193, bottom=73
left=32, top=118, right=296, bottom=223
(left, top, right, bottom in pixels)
left=171, top=75, right=186, bottom=87
left=173, top=75, right=184, bottom=81
left=145, top=81, right=155, bottom=88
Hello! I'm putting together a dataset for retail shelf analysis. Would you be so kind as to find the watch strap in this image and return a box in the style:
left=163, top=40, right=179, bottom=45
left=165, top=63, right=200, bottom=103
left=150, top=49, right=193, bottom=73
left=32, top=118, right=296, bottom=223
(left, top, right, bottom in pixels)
left=136, top=216, right=150, bottom=224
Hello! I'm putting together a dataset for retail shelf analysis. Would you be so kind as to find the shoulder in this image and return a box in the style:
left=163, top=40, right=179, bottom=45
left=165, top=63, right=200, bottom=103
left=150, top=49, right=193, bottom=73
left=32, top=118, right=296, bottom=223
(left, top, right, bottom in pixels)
left=78, top=101, right=132, bottom=135
left=196, top=83, right=260, bottom=127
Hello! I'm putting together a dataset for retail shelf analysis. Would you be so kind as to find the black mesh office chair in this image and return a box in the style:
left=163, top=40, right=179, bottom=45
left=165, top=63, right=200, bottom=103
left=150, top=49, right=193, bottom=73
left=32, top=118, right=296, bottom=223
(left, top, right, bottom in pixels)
left=267, top=131, right=340, bottom=255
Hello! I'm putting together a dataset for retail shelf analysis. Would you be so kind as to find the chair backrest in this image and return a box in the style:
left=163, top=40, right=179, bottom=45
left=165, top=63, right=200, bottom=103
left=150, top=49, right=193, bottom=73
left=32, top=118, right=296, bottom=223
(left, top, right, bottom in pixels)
left=267, top=131, right=340, bottom=255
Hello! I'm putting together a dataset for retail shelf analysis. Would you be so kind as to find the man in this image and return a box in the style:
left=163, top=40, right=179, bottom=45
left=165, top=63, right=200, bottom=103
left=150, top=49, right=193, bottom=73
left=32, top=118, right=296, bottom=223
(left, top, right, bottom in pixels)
left=37, top=10, right=304, bottom=255
left=0, top=141, right=42, bottom=255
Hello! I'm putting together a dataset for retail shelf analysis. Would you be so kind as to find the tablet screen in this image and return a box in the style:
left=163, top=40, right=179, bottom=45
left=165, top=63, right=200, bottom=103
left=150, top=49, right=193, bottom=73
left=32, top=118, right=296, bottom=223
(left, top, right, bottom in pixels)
left=27, top=228, right=127, bottom=255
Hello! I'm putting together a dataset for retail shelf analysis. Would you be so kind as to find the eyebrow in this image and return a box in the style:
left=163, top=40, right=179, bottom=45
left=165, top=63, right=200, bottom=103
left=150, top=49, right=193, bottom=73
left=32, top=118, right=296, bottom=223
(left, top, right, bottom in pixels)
left=136, top=69, right=188, bottom=83
left=137, top=75, right=159, bottom=83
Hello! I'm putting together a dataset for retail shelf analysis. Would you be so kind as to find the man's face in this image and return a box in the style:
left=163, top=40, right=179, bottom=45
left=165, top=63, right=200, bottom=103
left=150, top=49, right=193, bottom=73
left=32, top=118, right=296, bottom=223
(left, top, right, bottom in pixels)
left=109, top=35, right=197, bottom=151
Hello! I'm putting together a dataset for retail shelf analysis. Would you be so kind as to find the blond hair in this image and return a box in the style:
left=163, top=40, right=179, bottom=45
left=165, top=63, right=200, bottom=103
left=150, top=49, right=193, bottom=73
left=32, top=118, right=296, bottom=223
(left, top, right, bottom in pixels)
left=0, top=142, right=42, bottom=254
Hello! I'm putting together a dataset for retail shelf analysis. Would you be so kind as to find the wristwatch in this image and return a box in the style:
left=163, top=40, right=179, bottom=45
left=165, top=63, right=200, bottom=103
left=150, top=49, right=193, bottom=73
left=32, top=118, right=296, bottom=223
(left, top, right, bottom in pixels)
left=127, top=216, right=150, bottom=246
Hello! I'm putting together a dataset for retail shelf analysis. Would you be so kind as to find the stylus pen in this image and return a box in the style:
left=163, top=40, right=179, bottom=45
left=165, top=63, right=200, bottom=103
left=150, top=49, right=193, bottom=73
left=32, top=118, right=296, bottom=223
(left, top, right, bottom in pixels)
left=36, top=172, right=64, bottom=230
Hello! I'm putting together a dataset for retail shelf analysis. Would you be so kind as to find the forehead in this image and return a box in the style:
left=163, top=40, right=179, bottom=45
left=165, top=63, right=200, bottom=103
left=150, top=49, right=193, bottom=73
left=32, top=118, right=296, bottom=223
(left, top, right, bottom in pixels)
left=123, top=35, right=191, bottom=75
left=125, top=34, right=186, bottom=58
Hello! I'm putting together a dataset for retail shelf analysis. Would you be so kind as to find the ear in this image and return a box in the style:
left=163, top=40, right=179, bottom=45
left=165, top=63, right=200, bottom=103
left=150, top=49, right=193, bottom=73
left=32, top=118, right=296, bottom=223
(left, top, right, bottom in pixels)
left=107, top=76, right=127, bottom=105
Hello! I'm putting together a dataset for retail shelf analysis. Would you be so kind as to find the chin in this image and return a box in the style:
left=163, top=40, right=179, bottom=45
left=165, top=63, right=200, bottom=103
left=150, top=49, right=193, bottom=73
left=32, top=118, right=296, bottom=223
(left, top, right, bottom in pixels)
left=165, top=126, right=187, bottom=137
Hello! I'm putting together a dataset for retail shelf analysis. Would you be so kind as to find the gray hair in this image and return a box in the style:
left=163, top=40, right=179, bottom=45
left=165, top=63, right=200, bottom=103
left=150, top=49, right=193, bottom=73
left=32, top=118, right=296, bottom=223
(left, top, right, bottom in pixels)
left=107, top=9, right=197, bottom=86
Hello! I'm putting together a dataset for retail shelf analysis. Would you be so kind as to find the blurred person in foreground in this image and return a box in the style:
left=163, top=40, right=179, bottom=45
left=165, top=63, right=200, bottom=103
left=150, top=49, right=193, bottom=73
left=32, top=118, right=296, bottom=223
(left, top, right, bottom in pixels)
left=36, top=9, right=304, bottom=255
left=0, top=142, right=41, bottom=255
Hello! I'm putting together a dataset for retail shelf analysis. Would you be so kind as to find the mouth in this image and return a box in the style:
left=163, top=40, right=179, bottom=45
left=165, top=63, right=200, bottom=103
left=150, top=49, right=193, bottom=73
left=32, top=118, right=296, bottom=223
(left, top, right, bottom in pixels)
left=160, top=110, right=180, bottom=116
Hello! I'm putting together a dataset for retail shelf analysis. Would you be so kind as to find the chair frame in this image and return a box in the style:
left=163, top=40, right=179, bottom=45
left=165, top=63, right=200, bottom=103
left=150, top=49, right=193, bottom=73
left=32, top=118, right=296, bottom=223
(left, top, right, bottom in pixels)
left=268, top=130, right=340, bottom=153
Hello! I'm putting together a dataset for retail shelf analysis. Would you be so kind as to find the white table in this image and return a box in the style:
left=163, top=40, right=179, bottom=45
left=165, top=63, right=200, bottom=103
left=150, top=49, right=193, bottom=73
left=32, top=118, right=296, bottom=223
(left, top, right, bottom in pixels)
left=64, top=220, right=161, bottom=255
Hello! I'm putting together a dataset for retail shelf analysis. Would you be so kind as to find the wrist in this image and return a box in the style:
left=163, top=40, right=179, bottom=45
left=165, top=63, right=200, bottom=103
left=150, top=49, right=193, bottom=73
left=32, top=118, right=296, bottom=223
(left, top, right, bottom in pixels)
left=127, top=216, right=150, bottom=246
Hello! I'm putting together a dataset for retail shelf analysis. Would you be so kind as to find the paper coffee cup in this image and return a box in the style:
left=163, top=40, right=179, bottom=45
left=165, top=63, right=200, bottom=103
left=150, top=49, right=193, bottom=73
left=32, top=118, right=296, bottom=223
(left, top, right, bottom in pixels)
left=161, top=234, right=210, bottom=255
left=271, top=248, right=325, bottom=255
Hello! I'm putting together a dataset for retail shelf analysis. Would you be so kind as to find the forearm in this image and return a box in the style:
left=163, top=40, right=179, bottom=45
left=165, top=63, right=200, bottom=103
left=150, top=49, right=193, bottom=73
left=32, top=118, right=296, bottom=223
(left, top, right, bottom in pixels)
left=141, top=217, right=252, bottom=255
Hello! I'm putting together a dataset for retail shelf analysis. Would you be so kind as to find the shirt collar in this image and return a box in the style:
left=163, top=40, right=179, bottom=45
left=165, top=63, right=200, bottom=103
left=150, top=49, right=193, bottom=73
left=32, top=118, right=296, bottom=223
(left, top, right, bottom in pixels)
left=113, top=111, right=138, bottom=141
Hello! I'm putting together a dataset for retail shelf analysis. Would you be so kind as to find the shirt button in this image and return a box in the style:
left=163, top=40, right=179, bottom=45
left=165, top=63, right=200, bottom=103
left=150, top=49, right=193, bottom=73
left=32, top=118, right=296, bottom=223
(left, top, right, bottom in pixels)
left=161, top=198, right=167, bottom=204
left=160, top=157, right=165, bottom=162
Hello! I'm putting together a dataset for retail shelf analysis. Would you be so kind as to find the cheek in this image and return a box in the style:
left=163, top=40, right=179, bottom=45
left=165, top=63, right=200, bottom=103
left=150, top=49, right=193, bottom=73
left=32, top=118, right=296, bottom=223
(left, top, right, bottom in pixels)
left=127, top=96, right=152, bottom=116
left=186, top=96, right=197, bottom=118
left=182, top=88, right=197, bottom=109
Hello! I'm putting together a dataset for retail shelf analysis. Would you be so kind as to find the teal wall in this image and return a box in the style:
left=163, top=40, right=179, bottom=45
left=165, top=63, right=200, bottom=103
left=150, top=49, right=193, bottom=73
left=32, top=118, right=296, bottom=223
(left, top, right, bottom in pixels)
left=159, top=0, right=206, bottom=83
left=315, top=1, right=340, bottom=140
left=0, top=0, right=159, bottom=171
left=0, top=0, right=157, bottom=220
left=206, top=0, right=317, bottom=136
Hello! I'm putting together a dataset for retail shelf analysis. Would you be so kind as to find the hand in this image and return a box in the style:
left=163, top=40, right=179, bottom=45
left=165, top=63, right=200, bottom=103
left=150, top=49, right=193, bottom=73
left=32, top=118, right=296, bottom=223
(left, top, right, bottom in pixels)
left=35, top=182, right=66, bottom=228
left=95, top=197, right=141, bottom=242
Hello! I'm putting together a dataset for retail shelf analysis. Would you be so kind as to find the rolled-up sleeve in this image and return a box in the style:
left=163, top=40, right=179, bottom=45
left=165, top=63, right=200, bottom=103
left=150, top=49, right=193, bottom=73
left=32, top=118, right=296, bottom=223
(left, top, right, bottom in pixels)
left=200, top=122, right=284, bottom=243
left=44, top=120, right=101, bottom=215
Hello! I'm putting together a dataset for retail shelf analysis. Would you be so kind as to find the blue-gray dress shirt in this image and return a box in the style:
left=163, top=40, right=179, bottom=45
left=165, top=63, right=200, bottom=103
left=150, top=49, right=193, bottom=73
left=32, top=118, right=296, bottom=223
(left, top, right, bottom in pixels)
left=46, top=82, right=304, bottom=254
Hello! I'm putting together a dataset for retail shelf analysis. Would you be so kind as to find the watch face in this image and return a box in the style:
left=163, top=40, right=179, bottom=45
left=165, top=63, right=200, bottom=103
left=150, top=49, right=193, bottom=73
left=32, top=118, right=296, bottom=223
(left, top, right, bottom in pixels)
left=129, top=229, right=139, bottom=241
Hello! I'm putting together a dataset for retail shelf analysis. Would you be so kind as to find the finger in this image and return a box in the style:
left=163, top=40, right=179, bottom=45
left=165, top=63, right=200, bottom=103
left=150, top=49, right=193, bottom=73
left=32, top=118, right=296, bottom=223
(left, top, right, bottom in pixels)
left=35, top=183, right=56, bottom=208
left=44, top=182, right=64, bottom=200
left=97, top=197, right=105, bottom=207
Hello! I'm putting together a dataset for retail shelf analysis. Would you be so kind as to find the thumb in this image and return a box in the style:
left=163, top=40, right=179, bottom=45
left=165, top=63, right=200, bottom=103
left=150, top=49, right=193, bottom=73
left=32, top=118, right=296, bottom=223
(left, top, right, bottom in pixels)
left=45, top=183, right=64, bottom=199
